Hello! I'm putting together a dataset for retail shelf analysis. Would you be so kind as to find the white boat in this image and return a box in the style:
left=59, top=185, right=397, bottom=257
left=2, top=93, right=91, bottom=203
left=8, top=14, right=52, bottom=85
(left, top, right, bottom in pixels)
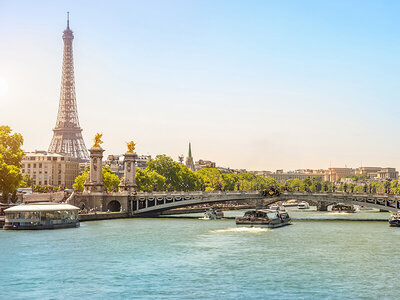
left=203, top=208, right=224, bottom=220
left=298, top=202, right=310, bottom=209
left=269, top=205, right=286, bottom=211
left=3, top=202, right=80, bottom=230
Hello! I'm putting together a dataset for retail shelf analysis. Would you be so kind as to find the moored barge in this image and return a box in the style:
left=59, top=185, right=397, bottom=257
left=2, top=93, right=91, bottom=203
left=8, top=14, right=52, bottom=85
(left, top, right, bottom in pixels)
left=3, top=202, right=80, bottom=230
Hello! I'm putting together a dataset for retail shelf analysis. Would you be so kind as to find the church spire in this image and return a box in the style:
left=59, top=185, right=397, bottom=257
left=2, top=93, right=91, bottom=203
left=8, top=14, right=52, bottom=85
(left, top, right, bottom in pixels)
left=188, top=142, right=192, bottom=158
left=185, top=142, right=195, bottom=171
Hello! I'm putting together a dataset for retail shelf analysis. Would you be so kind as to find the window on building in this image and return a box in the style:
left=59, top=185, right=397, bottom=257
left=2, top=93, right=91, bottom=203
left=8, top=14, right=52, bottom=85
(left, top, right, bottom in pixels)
left=33, top=163, right=36, bottom=168
left=28, top=163, right=30, bottom=168
left=39, top=163, right=42, bottom=168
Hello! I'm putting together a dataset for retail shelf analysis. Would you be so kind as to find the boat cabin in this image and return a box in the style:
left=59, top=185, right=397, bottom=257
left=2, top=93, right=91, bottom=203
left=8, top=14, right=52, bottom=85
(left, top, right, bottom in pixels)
left=3, top=202, right=80, bottom=230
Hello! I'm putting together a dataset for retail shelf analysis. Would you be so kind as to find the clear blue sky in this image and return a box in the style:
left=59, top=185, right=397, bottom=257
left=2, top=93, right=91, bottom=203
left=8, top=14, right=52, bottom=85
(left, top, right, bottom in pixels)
left=1, top=0, right=400, bottom=171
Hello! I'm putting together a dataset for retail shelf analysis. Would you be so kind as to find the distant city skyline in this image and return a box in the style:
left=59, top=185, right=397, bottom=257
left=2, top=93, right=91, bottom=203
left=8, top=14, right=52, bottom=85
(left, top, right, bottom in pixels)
left=2, top=1, right=400, bottom=171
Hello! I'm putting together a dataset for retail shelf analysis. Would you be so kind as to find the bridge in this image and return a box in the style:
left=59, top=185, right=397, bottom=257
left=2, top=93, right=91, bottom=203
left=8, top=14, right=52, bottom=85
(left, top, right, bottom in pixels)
left=126, top=191, right=400, bottom=216
left=69, top=190, right=400, bottom=216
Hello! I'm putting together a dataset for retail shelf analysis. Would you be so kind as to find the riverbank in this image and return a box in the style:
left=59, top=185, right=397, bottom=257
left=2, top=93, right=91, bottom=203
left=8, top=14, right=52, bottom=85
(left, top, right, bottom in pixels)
left=78, top=212, right=128, bottom=221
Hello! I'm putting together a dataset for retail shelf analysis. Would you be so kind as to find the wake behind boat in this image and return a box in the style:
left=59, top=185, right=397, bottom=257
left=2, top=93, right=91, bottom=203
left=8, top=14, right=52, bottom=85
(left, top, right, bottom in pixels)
left=235, top=209, right=291, bottom=228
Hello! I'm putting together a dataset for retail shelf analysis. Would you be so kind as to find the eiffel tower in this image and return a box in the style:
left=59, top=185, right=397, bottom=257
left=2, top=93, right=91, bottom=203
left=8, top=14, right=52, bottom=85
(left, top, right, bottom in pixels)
left=48, top=13, right=89, bottom=162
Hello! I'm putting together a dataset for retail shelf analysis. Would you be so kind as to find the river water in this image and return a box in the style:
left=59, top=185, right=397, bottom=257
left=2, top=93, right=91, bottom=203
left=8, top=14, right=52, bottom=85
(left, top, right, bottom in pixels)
left=1, top=209, right=399, bottom=299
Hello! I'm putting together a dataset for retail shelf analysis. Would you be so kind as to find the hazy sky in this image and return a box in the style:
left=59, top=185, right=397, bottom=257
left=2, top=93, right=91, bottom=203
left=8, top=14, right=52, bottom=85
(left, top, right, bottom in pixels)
left=1, top=0, right=400, bottom=171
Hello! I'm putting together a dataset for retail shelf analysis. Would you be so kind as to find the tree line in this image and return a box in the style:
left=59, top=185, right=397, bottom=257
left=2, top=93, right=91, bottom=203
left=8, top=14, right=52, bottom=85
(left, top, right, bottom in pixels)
left=73, top=155, right=281, bottom=193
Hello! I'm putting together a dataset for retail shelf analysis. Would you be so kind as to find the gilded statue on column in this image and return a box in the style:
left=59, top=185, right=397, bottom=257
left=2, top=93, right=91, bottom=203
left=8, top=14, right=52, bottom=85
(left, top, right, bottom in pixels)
left=126, top=141, right=136, bottom=153
left=93, top=133, right=103, bottom=148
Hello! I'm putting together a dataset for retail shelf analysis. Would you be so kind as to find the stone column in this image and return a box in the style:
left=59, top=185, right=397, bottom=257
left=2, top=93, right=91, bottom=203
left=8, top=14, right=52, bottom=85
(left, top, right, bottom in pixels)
left=84, top=147, right=105, bottom=193
left=119, top=152, right=137, bottom=193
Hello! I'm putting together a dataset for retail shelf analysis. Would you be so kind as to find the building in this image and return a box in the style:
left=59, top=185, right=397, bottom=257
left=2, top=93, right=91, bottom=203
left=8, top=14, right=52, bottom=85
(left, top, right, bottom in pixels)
left=185, top=143, right=195, bottom=171
left=105, top=155, right=124, bottom=177
left=252, top=171, right=272, bottom=176
left=48, top=15, right=89, bottom=162
left=104, top=154, right=151, bottom=177
left=267, top=171, right=324, bottom=183
left=252, top=169, right=324, bottom=183
left=356, top=167, right=398, bottom=180
left=377, top=168, right=398, bottom=179
left=21, top=151, right=80, bottom=188
left=195, top=159, right=216, bottom=170
left=324, top=168, right=355, bottom=182
left=136, top=155, right=151, bottom=169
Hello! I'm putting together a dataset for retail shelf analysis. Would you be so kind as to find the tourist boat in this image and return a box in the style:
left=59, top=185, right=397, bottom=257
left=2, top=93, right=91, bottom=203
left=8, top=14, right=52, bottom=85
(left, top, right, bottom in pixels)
left=269, top=205, right=286, bottom=211
left=331, top=203, right=356, bottom=213
left=298, top=202, right=310, bottom=209
left=3, top=202, right=80, bottom=230
left=389, top=212, right=400, bottom=227
left=203, top=208, right=224, bottom=220
left=235, top=209, right=291, bottom=228
left=282, top=200, right=300, bottom=207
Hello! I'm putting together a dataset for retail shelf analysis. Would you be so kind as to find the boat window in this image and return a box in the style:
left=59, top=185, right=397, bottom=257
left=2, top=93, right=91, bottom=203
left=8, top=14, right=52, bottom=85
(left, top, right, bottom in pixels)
left=266, top=212, right=278, bottom=219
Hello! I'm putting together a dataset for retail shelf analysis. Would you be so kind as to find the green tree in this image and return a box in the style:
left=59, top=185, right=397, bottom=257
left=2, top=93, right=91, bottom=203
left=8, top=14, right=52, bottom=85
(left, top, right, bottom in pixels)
left=390, top=180, right=399, bottom=194
left=384, top=180, right=391, bottom=194
left=72, top=166, right=120, bottom=192
left=135, top=168, right=166, bottom=192
left=223, top=173, right=238, bottom=191
left=147, top=155, right=182, bottom=191
left=285, top=178, right=301, bottom=192
left=19, top=173, right=33, bottom=188
left=72, top=169, right=89, bottom=191
left=102, top=166, right=120, bottom=192
left=197, top=168, right=225, bottom=191
left=263, top=177, right=281, bottom=191
left=178, top=165, right=201, bottom=191
left=0, top=126, right=24, bottom=203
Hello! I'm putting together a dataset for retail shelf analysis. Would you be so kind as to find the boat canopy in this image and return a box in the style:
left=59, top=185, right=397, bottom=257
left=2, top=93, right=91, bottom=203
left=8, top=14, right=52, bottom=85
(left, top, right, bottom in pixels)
left=5, top=203, right=79, bottom=213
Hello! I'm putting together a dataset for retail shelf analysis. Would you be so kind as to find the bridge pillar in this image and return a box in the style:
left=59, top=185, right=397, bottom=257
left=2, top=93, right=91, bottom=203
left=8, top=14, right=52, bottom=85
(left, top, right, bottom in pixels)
left=119, top=152, right=137, bottom=193
left=84, top=146, right=105, bottom=193
left=316, top=201, right=329, bottom=211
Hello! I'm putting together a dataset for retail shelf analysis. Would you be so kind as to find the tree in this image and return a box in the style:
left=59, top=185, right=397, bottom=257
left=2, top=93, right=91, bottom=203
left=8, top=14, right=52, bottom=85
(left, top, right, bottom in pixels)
left=0, top=126, right=24, bottom=203
left=197, top=168, right=225, bottom=191
left=390, top=180, right=399, bottom=194
left=147, top=155, right=182, bottom=191
left=135, top=168, right=166, bottom=192
left=177, top=165, right=201, bottom=191
left=72, top=166, right=120, bottom=192
left=285, top=178, right=301, bottom=192
left=102, top=166, right=120, bottom=192
left=20, top=174, right=33, bottom=188
left=384, top=180, right=391, bottom=194
left=223, top=173, right=238, bottom=191
left=72, top=168, right=89, bottom=192
left=263, top=177, right=281, bottom=191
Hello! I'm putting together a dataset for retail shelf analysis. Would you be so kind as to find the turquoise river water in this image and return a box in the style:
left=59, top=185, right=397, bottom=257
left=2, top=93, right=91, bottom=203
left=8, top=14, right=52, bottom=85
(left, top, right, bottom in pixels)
left=1, top=209, right=399, bottom=299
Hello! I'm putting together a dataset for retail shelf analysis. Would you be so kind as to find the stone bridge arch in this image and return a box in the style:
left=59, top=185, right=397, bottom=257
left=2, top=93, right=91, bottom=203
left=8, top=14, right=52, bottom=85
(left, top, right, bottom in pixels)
left=107, top=200, right=121, bottom=212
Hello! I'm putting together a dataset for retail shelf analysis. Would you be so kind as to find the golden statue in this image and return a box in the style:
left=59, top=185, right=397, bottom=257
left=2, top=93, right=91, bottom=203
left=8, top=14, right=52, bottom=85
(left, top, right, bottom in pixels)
left=93, top=133, right=103, bottom=148
left=126, top=141, right=136, bottom=153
